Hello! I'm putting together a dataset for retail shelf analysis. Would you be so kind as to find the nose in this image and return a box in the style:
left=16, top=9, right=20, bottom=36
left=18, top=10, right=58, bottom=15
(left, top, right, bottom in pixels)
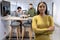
left=41, top=7, right=44, bottom=9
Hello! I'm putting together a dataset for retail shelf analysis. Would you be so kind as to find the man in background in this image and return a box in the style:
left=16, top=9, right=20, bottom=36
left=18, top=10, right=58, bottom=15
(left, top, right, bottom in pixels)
left=28, top=3, right=37, bottom=17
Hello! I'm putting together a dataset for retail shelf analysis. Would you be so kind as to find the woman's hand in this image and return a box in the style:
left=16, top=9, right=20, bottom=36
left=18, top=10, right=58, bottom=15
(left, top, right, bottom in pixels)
left=48, top=26, right=54, bottom=31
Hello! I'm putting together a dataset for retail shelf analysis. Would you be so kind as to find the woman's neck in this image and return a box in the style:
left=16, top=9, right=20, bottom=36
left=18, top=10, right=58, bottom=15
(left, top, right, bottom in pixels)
left=39, top=13, right=45, bottom=16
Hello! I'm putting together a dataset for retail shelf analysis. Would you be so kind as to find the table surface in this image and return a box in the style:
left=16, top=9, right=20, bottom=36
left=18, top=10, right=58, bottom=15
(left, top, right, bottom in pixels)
left=1, top=16, right=32, bottom=20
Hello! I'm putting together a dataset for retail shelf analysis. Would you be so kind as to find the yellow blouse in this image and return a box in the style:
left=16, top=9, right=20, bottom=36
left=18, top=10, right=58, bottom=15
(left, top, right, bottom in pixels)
left=32, top=15, right=54, bottom=35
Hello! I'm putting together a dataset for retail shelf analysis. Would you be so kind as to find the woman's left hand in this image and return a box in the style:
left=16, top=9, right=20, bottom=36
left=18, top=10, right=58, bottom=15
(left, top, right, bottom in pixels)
left=48, top=26, right=54, bottom=31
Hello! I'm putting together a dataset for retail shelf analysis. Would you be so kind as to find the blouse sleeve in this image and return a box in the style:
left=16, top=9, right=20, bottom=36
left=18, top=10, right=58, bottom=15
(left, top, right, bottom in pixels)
left=32, top=16, right=49, bottom=34
left=44, top=16, right=54, bottom=35
left=49, top=16, right=54, bottom=26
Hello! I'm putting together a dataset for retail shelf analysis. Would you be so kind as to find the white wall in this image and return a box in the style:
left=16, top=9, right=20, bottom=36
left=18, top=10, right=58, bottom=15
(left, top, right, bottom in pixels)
left=4, top=0, right=53, bottom=12
left=53, top=0, right=60, bottom=26
left=0, top=0, right=2, bottom=1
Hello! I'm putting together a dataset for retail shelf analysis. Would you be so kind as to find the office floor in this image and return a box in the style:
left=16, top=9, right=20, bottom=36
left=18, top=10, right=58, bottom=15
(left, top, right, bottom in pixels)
left=3, top=25, right=60, bottom=40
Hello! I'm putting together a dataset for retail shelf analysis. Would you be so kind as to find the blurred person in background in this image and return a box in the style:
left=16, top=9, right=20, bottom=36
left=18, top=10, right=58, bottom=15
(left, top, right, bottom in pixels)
left=28, top=3, right=37, bottom=17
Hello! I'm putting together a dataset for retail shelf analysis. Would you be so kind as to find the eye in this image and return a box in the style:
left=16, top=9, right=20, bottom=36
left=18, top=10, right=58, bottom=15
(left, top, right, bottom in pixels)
left=39, top=6, right=42, bottom=8
left=43, top=6, right=45, bottom=8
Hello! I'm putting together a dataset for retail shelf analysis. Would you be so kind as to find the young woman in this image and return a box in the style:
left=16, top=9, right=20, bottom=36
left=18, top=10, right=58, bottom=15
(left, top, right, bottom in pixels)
left=32, top=2, right=54, bottom=40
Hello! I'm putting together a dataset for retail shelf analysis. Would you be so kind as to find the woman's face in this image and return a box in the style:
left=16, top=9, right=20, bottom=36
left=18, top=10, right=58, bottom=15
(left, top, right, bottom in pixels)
left=38, top=3, right=46, bottom=13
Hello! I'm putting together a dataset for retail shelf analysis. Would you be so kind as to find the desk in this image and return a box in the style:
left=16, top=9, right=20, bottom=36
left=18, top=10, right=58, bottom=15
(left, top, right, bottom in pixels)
left=1, top=16, right=32, bottom=40
left=1, top=16, right=32, bottom=21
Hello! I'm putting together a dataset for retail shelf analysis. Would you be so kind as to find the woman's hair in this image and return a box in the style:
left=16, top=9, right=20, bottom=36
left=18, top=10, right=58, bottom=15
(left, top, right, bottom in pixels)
left=17, top=7, right=22, bottom=9
left=37, top=2, right=48, bottom=15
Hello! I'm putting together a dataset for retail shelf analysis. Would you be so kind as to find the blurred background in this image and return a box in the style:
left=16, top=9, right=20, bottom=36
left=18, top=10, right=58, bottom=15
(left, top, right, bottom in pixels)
left=0, top=0, right=60, bottom=40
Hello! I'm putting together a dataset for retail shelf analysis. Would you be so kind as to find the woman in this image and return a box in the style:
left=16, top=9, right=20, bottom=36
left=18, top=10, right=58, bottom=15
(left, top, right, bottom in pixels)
left=32, top=2, right=54, bottom=40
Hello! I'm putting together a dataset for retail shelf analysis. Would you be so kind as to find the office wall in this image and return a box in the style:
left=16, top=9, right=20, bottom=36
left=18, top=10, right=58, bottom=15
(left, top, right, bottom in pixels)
left=53, top=0, right=60, bottom=26
left=0, top=0, right=1, bottom=1
left=5, top=0, right=53, bottom=14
